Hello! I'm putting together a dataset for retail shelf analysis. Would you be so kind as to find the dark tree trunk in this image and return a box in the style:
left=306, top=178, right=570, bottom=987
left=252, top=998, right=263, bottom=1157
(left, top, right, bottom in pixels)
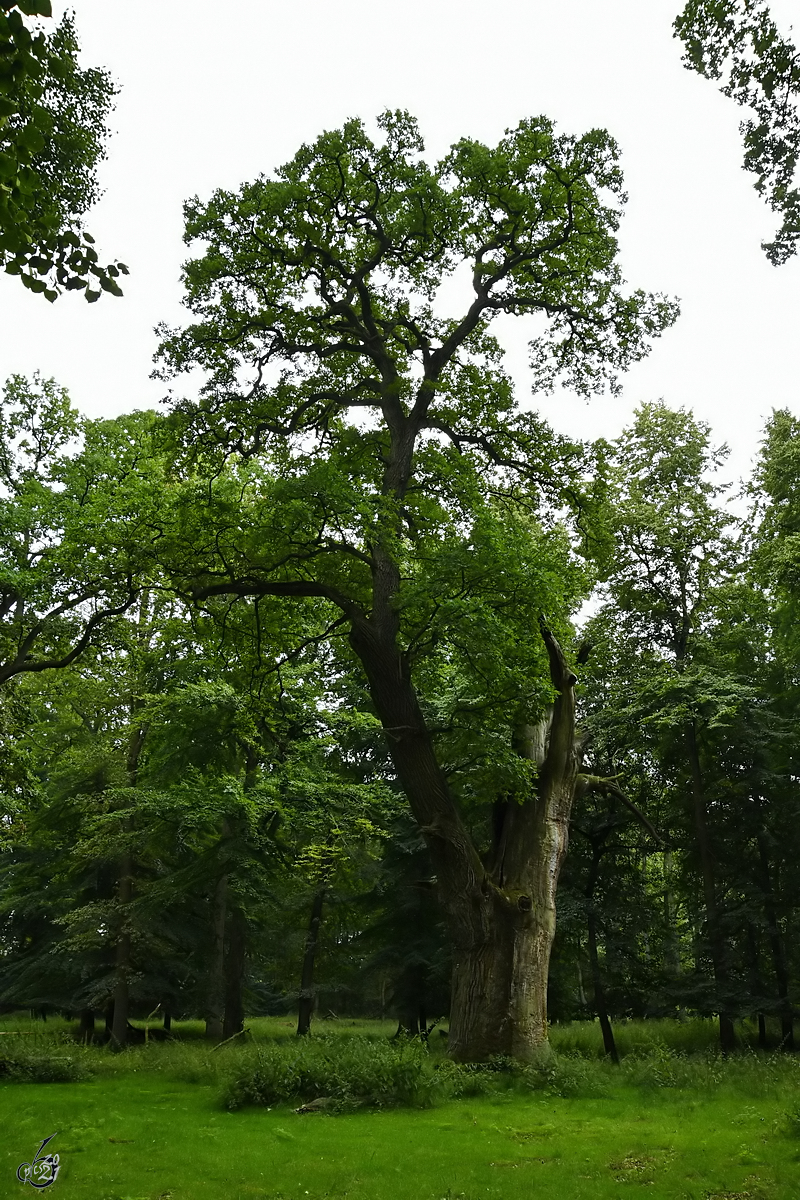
left=162, top=1008, right=172, bottom=1034
left=583, top=838, right=619, bottom=1064
left=393, top=962, right=429, bottom=1038
left=587, top=906, right=619, bottom=1064
left=110, top=852, right=133, bottom=1050
left=223, top=906, right=246, bottom=1040
left=756, top=825, right=794, bottom=1050
left=78, top=1008, right=95, bottom=1043
left=205, top=871, right=227, bottom=1041
left=349, top=616, right=580, bottom=1061
left=746, top=921, right=768, bottom=1049
left=297, top=888, right=325, bottom=1037
left=662, top=850, right=682, bottom=983
left=687, top=722, right=736, bottom=1053
left=110, top=678, right=148, bottom=1052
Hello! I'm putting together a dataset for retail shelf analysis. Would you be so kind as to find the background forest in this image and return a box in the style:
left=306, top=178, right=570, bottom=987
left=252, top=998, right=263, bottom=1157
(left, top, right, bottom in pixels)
left=3, top=375, right=800, bottom=1060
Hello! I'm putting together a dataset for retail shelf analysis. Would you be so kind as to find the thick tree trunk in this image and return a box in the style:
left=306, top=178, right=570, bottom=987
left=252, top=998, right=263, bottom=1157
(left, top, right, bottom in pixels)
left=687, top=722, right=736, bottom=1053
left=297, top=888, right=325, bottom=1037
left=205, top=871, right=227, bottom=1041
left=350, top=616, right=580, bottom=1061
left=110, top=852, right=133, bottom=1050
left=222, top=906, right=246, bottom=1040
left=447, top=891, right=558, bottom=1060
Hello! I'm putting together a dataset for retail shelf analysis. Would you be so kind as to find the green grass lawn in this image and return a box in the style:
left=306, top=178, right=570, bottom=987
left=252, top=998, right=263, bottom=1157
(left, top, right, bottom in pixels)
left=2, top=1015, right=800, bottom=1199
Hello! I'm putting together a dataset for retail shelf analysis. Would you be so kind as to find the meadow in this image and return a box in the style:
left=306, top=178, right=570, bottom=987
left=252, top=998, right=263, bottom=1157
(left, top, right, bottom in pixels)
left=2, top=1014, right=800, bottom=1200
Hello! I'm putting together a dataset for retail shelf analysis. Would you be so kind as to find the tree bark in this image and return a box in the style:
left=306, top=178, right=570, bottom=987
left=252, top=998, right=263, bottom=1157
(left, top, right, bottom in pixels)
left=349, top=616, right=580, bottom=1061
left=297, top=888, right=325, bottom=1037
left=686, top=721, right=736, bottom=1053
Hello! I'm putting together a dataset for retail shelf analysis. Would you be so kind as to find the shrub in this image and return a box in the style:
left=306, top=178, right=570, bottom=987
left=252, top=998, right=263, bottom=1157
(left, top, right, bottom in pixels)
left=523, top=1052, right=611, bottom=1098
left=0, top=1044, right=91, bottom=1083
left=223, top=1036, right=457, bottom=1110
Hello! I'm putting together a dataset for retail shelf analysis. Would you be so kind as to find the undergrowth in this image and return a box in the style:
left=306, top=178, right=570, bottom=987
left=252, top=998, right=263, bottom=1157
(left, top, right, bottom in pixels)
left=3, top=1013, right=800, bottom=1116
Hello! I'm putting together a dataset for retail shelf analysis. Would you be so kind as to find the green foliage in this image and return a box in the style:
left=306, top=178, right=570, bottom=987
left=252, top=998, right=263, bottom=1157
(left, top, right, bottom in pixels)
left=0, top=376, right=166, bottom=685
left=158, top=111, right=676, bottom=404
left=675, top=0, right=800, bottom=263
left=0, top=7, right=127, bottom=298
left=153, top=109, right=677, bottom=756
left=753, top=408, right=800, bottom=592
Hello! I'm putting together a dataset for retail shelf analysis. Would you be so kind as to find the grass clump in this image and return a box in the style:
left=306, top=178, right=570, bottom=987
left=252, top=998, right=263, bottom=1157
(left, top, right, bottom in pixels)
left=223, top=1034, right=449, bottom=1109
left=222, top=1037, right=616, bottom=1111
left=0, top=1038, right=91, bottom=1083
left=522, top=1051, right=612, bottom=1098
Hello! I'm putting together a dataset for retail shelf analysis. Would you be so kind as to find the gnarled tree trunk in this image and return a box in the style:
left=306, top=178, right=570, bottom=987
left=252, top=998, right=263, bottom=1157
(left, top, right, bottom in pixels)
left=351, top=615, right=581, bottom=1061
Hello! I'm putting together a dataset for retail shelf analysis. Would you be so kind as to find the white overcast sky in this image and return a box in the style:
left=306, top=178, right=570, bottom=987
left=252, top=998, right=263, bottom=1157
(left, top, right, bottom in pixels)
left=2, top=0, right=798, bottom=486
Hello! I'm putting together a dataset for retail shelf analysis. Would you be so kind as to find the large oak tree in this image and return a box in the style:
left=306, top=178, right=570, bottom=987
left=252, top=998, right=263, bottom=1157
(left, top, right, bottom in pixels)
left=155, top=112, right=677, bottom=1060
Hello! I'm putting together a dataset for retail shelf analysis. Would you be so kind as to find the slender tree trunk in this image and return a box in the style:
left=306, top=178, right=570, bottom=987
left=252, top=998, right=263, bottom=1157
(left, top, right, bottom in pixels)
left=394, top=962, right=428, bottom=1038
left=162, top=1008, right=172, bottom=1034
left=205, top=871, right=227, bottom=1041
left=297, top=888, right=325, bottom=1037
left=349, top=617, right=580, bottom=1061
left=686, top=721, right=736, bottom=1053
left=662, top=850, right=682, bottom=982
left=576, top=956, right=588, bottom=1008
left=746, top=921, right=768, bottom=1049
left=587, top=906, right=619, bottom=1064
left=756, top=826, right=794, bottom=1050
left=110, top=852, right=133, bottom=1050
left=110, top=664, right=149, bottom=1052
left=78, top=1008, right=95, bottom=1043
left=584, top=839, right=618, bottom=1064
left=222, top=906, right=246, bottom=1040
